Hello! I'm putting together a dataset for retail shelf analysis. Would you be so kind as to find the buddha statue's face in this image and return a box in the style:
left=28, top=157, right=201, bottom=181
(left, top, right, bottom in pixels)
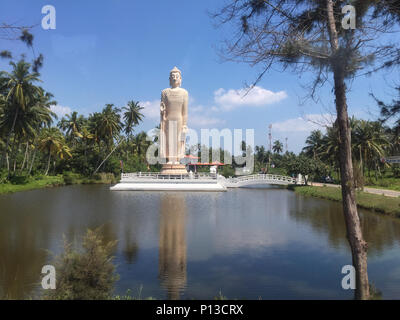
left=169, top=72, right=182, bottom=88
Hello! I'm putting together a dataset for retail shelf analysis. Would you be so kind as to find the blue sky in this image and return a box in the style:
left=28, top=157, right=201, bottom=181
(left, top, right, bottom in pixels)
left=2, top=0, right=399, bottom=153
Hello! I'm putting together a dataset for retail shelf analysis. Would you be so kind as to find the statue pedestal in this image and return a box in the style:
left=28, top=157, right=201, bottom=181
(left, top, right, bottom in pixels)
left=160, top=164, right=188, bottom=176
left=110, top=172, right=226, bottom=192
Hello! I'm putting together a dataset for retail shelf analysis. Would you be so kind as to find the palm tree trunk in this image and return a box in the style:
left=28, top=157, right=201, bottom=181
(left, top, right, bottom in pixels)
left=6, top=152, right=9, bottom=172
left=327, top=0, right=369, bottom=300
left=28, top=148, right=37, bottom=176
left=12, top=141, right=19, bottom=173
left=45, top=152, right=51, bottom=176
left=84, top=141, right=88, bottom=165
left=2, top=108, right=19, bottom=172
left=377, top=161, right=381, bottom=177
left=20, top=142, right=29, bottom=173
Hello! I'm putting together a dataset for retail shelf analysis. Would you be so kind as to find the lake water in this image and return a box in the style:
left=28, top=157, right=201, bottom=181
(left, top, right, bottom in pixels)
left=1, top=184, right=400, bottom=299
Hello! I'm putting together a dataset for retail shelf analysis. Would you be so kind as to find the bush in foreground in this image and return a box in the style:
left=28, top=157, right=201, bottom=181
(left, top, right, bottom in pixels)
left=44, top=227, right=119, bottom=300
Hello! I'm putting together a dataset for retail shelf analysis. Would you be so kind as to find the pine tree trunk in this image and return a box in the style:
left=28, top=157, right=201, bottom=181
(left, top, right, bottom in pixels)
left=326, top=0, right=369, bottom=300
left=334, top=68, right=369, bottom=300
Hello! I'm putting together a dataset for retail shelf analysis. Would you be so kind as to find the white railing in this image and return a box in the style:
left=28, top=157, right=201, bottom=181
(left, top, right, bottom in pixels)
left=120, top=172, right=302, bottom=185
left=226, top=174, right=298, bottom=185
left=121, top=172, right=218, bottom=181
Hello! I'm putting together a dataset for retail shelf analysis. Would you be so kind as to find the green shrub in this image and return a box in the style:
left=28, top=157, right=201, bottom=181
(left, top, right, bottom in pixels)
left=393, top=166, right=400, bottom=178
left=221, top=165, right=235, bottom=178
left=214, top=290, right=228, bottom=300
left=9, top=175, right=29, bottom=185
left=62, top=172, right=82, bottom=185
left=44, top=227, right=119, bottom=300
left=93, top=172, right=116, bottom=183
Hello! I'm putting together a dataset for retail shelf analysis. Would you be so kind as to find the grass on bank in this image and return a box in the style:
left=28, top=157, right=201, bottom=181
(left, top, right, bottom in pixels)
left=0, top=172, right=116, bottom=195
left=365, top=176, right=400, bottom=192
left=317, top=168, right=400, bottom=192
left=290, top=185, right=400, bottom=217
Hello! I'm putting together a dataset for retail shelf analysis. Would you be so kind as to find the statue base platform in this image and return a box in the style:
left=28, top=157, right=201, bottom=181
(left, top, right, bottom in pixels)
left=160, top=164, right=188, bottom=175
left=110, top=172, right=226, bottom=192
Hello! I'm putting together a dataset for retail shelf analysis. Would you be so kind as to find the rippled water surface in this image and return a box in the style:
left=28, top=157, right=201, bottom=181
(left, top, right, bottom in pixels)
left=1, top=184, right=400, bottom=299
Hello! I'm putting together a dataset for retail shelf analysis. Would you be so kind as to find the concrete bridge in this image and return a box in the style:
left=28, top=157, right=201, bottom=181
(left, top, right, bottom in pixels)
left=219, top=174, right=302, bottom=188
left=111, top=172, right=302, bottom=191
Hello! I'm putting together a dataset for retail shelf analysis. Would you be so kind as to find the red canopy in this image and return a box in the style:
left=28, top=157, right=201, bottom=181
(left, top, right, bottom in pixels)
left=188, top=161, right=225, bottom=166
left=185, top=155, right=225, bottom=166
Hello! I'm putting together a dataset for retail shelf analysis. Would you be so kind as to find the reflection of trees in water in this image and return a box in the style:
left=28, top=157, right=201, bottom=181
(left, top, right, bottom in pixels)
left=123, top=222, right=139, bottom=265
left=98, top=222, right=118, bottom=251
left=0, top=201, right=52, bottom=299
left=291, top=195, right=400, bottom=256
left=158, top=194, right=187, bottom=300
left=63, top=221, right=118, bottom=256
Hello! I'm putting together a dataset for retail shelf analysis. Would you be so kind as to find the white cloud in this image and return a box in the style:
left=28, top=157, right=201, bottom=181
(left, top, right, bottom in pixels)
left=267, top=114, right=336, bottom=154
left=189, top=115, right=225, bottom=127
left=50, top=105, right=72, bottom=118
left=190, top=105, right=204, bottom=113
left=140, top=100, right=160, bottom=120
left=272, top=113, right=335, bottom=132
left=189, top=105, right=225, bottom=127
left=214, top=86, right=288, bottom=111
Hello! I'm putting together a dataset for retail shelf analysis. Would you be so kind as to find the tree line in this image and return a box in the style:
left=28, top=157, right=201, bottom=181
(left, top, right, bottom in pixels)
left=0, top=59, right=154, bottom=180
left=253, top=116, right=399, bottom=186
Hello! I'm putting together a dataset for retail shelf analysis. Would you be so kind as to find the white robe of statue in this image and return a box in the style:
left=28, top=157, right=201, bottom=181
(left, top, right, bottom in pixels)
left=159, top=67, right=188, bottom=164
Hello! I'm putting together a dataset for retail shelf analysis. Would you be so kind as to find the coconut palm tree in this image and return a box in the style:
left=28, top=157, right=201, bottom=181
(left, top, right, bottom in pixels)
left=22, top=90, right=57, bottom=174
left=386, top=127, right=400, bottom=155
left=80, top=126, right=94, bottom=163
left=38, top=127, right=71, bottom=175
left=303, top=130, right=323, bottom=159
left=58, top=111, right=84, bottom=140
left=132, top=131, right=149, bottom=159
left=89, top=104, right=122, bottom=151
left=272, top=140, right=283, bottom=154
left=353, top=120, right=390, bottom=176
left=0, top=93, right=5, bottom=137
left=1, top=87, right=56, bottom=171
left=317, top=125, right=341, bottom=172
left=123, top=101, right=144, bottom=137
left=0, top=60, right=41, bottom=168
left=255, top=145, right=267, bottom=164
left=88, top=104, right=123, bottom=173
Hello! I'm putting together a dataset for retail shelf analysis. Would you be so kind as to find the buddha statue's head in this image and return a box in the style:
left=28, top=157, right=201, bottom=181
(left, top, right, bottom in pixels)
left=169, top=66, right=182, bottom=88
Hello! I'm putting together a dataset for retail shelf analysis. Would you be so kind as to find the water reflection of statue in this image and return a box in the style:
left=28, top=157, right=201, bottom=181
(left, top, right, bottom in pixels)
left=158, top=194, right=187, bottom=300
left=159, top=67, right=188, bottom=174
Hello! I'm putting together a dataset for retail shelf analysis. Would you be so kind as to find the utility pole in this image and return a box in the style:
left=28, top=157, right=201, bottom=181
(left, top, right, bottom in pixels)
left=268, top=124, right=272, bottom=153
left=268, top=124, right=272, bottom=171
left=285, top=137, right=288, bottom=153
